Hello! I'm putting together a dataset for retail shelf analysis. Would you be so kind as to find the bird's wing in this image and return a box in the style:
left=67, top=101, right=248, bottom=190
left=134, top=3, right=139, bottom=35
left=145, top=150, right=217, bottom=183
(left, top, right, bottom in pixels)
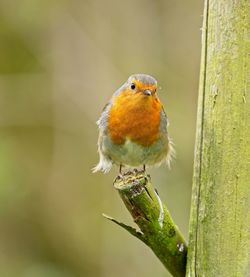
left=160, top=106, right=169, bottom=133
left=96, top=101, right=112, bottom=131
left=96, top=84, right=125, bottom=130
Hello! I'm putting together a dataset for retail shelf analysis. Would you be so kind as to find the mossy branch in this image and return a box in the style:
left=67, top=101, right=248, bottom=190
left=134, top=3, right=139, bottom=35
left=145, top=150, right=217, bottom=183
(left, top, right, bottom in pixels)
left=104, top=171, right=187, bottom=277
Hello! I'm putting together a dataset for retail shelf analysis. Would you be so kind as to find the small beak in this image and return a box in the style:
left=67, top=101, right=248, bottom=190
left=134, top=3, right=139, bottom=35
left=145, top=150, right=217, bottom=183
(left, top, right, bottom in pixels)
left=143, top=89, right=152, bottom=96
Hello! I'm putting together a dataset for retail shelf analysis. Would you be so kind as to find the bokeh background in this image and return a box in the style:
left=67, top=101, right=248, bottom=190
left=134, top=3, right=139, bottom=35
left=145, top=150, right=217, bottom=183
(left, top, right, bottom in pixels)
left=0, top=0, right=203, bottom=276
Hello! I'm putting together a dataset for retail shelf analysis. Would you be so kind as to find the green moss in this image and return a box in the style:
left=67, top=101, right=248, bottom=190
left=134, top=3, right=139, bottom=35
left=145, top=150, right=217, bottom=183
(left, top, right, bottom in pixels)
left=113, top=171, right=187, bottom=277
left=187, top=0, right=250, bottom=276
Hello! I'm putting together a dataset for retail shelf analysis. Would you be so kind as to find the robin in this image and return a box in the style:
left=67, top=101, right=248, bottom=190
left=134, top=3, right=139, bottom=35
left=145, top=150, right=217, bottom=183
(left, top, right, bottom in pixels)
left=93, top=74, right=174, bottom=174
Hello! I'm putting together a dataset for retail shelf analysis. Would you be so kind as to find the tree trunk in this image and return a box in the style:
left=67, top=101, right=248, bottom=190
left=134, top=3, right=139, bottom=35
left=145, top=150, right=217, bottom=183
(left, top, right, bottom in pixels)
left=187, top=0, right=250, bottom=276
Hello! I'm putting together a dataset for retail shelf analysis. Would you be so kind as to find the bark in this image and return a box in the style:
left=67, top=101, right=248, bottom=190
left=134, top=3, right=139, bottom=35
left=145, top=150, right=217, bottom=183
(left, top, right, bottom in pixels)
left=104, top=171, right=187, bottom=277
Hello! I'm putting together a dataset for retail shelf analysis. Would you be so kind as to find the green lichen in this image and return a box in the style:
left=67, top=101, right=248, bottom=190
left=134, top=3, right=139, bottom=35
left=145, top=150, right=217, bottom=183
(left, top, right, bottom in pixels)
left=187, top=0, right=250, bottom=276
left=111, top=171, right=187, bottom=277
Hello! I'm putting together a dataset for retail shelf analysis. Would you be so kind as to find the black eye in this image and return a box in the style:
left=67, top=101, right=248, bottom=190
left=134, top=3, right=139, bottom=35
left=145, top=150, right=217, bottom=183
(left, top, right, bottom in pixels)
left=130, top=83, right=136, bottom=90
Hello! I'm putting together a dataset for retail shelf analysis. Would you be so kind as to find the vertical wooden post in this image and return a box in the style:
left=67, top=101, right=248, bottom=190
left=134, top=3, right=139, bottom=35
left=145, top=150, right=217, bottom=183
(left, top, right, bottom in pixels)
left=187, top=0, right=250, bottom=276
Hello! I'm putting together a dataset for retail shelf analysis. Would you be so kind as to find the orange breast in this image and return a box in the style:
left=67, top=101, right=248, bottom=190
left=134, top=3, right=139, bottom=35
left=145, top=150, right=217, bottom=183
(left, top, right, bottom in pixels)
left=108, top=90, right=161, bottom=146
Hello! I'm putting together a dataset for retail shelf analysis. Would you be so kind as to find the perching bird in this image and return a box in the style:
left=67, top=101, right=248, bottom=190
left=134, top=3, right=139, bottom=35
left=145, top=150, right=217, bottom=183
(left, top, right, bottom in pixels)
left=93, top=74, right=174, bottom=174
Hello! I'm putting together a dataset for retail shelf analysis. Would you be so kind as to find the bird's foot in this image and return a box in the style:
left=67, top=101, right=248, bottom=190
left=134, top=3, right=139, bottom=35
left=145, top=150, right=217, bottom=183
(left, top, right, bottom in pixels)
left=135, top=165, right=146, bottom=174
left=113, top=173, right=124, bottom=183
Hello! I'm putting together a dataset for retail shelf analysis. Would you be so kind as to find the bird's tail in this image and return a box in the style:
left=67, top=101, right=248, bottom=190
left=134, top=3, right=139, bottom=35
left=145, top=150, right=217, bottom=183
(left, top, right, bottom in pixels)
left=166, top=137, right=175, bottom=169
left=92, top=153, right=112, bottom=173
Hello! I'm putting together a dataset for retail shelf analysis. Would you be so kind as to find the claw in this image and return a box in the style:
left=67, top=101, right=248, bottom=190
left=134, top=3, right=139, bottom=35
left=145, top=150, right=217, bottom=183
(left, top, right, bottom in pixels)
left=114, top=173, right=124, bottom=182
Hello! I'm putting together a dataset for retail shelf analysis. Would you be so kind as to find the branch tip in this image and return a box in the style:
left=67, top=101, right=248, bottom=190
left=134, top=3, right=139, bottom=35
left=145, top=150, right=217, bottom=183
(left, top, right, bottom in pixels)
left=102, top=213, right=147, bottom=244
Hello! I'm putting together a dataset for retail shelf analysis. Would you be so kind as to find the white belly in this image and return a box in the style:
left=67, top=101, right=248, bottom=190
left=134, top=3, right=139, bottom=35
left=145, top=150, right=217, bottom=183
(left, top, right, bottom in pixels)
left=103, top=135, right=170, bottom=167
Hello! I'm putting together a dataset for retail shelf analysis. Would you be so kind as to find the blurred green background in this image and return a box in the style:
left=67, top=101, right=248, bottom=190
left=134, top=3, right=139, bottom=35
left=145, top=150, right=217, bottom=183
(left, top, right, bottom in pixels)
left=0, top=0, right=202, bottom=276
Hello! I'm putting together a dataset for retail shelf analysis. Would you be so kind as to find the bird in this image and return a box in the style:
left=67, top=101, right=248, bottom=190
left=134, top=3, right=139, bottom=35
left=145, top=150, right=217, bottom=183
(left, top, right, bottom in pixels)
left=93, top=74, right=174, bottom=174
